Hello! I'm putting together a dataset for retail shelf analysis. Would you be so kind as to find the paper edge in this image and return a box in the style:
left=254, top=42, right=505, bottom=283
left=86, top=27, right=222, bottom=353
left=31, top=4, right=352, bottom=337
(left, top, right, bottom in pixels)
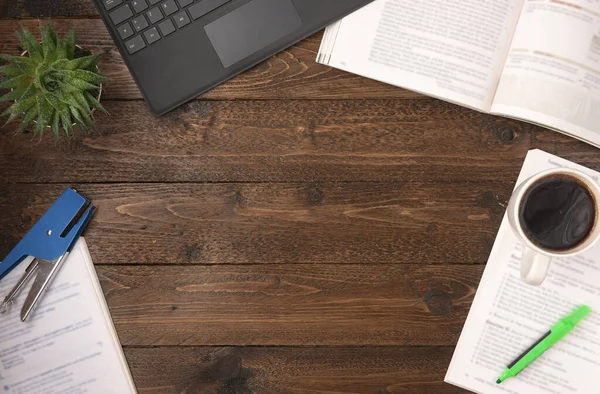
left=78, top=238, right=138, bottom=394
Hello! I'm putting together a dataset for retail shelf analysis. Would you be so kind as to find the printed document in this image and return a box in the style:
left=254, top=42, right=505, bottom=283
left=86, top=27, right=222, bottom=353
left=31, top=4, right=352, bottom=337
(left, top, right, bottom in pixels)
left=0, top=238, right=137, bottom=394
left=445, top=150, right=600, bottom=393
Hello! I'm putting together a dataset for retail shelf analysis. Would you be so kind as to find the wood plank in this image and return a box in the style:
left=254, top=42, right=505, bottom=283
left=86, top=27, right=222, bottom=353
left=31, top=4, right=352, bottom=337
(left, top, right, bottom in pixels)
left=0, top=19, right=421, bottom=100
left=0, top=183, right=510, bottom=266
left=2, top=100, right=597, bottom=184
left=124, top=346, right=465, bottom=393
left=0, top=0, right=97, bottom=18
left=97, top=264, right=483, bottom=346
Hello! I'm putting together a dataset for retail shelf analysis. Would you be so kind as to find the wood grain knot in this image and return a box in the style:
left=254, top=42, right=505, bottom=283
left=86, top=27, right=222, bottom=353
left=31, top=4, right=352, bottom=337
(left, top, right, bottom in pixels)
left=185, top=243, right=204, bottom=262
left=485, top=122, right=519, bottom=147
left=500, top=127, right=516, bottom=143
left=184, top=352, right=256, bottom=393
left=234, top=191, right=249, bottom=207
left=423, top=290, right=455, bottom=318
left=208, top=354, right=253, bottom=394
left=307, top=187, right=324, bottom=205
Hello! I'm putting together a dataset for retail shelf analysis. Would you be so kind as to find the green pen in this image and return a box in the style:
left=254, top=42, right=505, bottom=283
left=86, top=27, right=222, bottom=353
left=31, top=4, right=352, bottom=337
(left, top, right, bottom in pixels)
left=496, top=305, right=591, bottom=384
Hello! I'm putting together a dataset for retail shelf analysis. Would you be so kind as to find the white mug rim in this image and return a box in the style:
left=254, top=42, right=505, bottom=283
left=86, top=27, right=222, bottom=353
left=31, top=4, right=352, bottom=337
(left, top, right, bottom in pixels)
left=509, top=167, right=600, bottom=257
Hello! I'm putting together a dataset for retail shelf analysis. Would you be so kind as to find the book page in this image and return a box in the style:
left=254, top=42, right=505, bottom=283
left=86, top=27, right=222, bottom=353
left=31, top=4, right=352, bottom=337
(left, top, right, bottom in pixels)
left=319, top=0, right=525, bottom=111
left=446, top=150, right=600, bottom=394
left=491, top=0, right=600, bottom=147
left=0, top=239, right=137, bottom=394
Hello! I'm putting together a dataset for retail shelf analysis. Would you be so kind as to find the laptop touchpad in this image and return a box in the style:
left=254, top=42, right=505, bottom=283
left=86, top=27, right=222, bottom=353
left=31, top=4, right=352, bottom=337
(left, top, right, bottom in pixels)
left=204, top=0, right=302, bottom=68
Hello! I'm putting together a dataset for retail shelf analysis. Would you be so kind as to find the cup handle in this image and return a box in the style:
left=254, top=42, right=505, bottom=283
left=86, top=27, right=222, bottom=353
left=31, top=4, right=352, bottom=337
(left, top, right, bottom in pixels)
left=521, top=246, right=552, bottom=286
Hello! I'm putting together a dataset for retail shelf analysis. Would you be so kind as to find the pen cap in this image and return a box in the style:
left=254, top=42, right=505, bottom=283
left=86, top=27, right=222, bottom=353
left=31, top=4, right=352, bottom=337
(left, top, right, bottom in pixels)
left=562, top=305, right=591, bottom=328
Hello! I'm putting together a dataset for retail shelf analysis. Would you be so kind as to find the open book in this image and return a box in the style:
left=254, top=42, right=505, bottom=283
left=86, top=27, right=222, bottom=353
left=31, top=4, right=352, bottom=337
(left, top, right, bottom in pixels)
left=445, top=150, right=600, bottom=393
left=318, top=0, right=600, bottom=147
left=0, top=238, right=137, bottom=394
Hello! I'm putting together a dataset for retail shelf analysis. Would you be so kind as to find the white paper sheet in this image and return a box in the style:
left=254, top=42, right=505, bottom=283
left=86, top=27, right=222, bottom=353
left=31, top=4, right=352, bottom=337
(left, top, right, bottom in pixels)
left=445, top=149, right=600, bottom=394
left=0, top=238, right=137, bottom=394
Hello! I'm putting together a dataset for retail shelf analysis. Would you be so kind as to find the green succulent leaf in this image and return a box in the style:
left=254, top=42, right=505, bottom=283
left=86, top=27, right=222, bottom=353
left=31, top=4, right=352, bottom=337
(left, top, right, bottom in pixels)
left=19, top=105, right=38, bottom=133
left=7, top=95, right=38, bottom=116
left=0, top=54, right=36, bottom=75
left=0, top=65, right=24, bottom=78
left=2, top=112, right=20, bottom=127
left=68, top=78, right=100, bottom=91
left=53, top=30, right=78, bottom=61
left=44, top=91, right=62, bottom=111
left=60, top=92, right=86, bottom=113
left=50, top=59, right=69, bottom=69
left=0, top=74, right=30, bottom=89
left=40, top=24, right=59, bottom=63
left=59, top=103, right=73, bottom=136
left=50, top=110, right=61, bottom=137
left=80, top=106, right=94, bottom=129
left=85, top=91, right=107, bottom=113
left=0, top=86, right=26, bottom=102
left=0, top=76, right=35, bottom=102
left=65, top=54, right=102, bottom=71
left=69, top=106, right=87, bottom=131
left=71, top=69, right=108, bottom=85
left=19, top=82, right=38, bottom=101
left=73, top=91, right=89, bottom=111
left=2, top=107, right=22, bottom=127
left=63, top=30, right=76, bottom=60
left=35, top=96, right=53, bottom=134
left=16, top=27, right=44, bottom=63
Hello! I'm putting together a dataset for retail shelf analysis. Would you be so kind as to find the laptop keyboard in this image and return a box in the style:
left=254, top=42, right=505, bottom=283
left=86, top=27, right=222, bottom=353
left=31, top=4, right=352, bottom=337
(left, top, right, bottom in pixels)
left=102, top=0, right=233, bottom=55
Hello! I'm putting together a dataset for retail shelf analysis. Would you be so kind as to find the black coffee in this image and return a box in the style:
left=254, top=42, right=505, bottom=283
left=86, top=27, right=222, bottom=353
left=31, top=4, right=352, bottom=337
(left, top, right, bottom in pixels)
left=519, top=175, right=597, bottom=251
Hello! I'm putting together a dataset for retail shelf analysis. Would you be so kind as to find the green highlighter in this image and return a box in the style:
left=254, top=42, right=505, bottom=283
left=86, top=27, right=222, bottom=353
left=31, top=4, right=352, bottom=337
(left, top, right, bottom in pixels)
left=496, top=305, right=591, bottom=384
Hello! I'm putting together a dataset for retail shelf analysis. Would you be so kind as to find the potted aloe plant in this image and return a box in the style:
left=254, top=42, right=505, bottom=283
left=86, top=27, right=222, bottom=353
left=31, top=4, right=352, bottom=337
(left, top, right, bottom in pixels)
left=0, top=24, right=108, bottom=137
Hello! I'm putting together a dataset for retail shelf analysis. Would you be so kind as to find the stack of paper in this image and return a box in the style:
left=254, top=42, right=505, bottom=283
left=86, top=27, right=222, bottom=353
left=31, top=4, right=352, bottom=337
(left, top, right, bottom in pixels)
left=0, top=239, right=137, bottom=394
left=446, top=150, right=600, bottom=393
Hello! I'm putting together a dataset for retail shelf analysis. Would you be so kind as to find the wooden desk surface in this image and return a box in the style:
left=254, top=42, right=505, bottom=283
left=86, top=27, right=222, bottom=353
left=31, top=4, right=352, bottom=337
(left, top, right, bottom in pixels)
left=1, top=3, right=600, bottom=393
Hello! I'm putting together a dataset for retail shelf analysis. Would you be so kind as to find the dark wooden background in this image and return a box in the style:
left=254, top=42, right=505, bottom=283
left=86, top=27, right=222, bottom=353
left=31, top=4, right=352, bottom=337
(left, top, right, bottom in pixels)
left=1, top=1, right=599, bottom=393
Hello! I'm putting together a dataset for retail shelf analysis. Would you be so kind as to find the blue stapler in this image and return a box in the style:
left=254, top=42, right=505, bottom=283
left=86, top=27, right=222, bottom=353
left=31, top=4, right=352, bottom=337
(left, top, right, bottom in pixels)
left=0, top=188, right=95, bottom=321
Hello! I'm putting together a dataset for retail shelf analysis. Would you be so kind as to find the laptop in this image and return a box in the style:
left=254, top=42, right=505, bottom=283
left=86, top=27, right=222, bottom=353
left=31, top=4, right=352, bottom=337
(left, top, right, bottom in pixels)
left=94, top=0, right=375, bottom=115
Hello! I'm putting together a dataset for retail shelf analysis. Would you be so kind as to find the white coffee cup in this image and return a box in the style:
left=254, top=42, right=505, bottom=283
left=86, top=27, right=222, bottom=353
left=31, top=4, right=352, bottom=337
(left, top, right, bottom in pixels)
left=507, top=168, right=600, bottom=286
